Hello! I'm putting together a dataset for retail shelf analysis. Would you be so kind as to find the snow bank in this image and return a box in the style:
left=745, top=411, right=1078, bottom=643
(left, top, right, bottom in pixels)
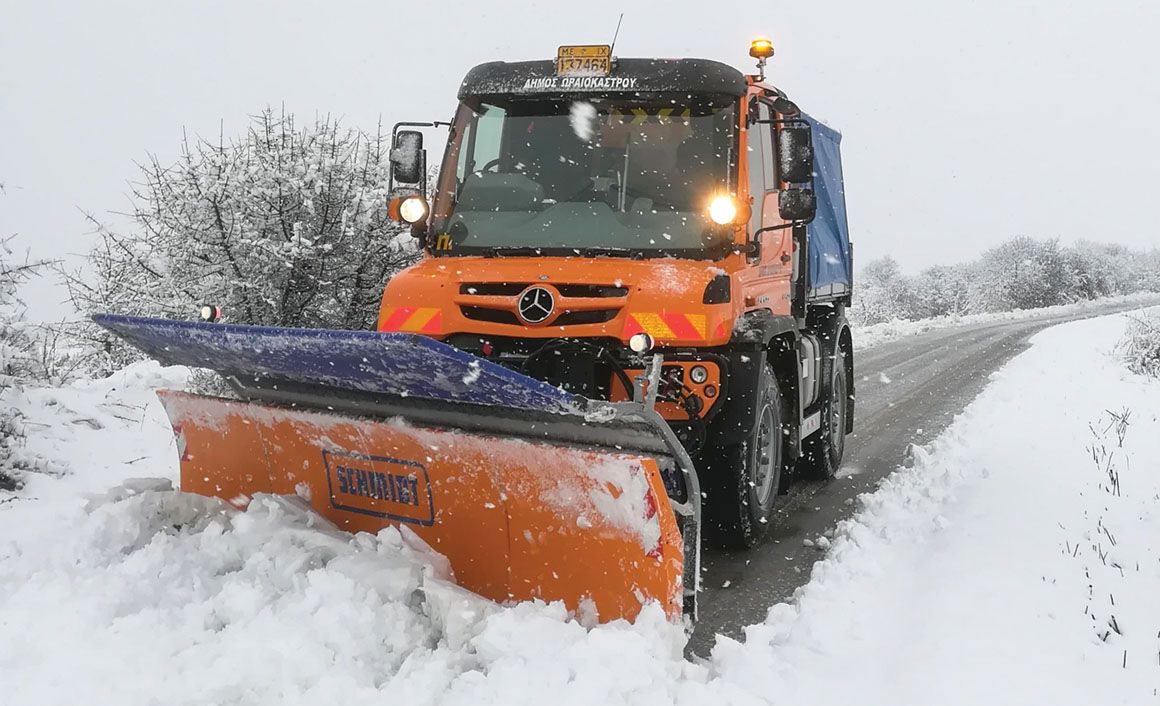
left=0, top=483, right=502, bottom=706
left=719, top=308, right=1160, bottom=705
left=3, top=361, right=190, bottom=494
left=3, top=311, right=1160, bottom=705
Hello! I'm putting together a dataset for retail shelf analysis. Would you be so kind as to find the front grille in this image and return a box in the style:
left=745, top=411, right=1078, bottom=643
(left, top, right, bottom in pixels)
left=460, top=306, right=520, bottom=325
left=555, top=284, right=628, bottom=298
left=459, top=282, right=629, bottom=298
left=459, top=283, right=526, bottom=296
left=555, top=309, right=620, bottom=325
left=457, top=282, right=628, bottom=327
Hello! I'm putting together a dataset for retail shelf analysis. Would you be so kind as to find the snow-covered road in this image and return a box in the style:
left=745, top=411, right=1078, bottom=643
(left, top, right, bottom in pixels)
left=695, top=295, right=1160, bottom=648
left=1, top=309, right=1158, bottom=705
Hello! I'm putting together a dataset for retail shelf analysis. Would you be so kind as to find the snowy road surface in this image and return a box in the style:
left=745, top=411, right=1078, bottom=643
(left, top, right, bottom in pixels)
left=692, top=298, right=1160, bottom=653
left=2, top=302, right=1158, bottom=705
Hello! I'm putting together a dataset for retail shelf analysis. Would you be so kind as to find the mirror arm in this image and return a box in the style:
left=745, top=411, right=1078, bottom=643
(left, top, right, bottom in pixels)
left=734, top=221, right=805, bottom=260
left=391, top=120, right=451, bottom=135
left=752, top=222, right=799, bottom=238
left=420, top=146, right=428, bottom=199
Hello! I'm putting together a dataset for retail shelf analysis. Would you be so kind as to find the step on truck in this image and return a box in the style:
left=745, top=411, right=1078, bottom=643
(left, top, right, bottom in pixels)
left=96, top=39, right=854, bottom=625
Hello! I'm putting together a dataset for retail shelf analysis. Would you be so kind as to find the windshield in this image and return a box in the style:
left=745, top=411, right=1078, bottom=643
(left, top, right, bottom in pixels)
left=430, top=94, right=737, bottom=258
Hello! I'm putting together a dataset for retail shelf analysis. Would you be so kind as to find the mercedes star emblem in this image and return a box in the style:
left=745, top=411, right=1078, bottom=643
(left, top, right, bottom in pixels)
left=517, top=286, right=555, bottom=324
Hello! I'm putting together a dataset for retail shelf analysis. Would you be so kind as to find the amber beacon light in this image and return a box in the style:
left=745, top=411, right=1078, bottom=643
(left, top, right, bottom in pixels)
left=749, top=37, right=774, bottom=81
left=749, top=38, right=774, bottom=59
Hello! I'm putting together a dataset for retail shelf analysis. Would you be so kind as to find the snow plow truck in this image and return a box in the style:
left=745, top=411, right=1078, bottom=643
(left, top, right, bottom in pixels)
left=95, top=39, right=854, bottom=625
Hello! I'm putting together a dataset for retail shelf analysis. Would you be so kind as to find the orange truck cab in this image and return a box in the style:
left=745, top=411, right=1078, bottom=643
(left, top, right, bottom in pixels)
left=380, top=42, right=854, bottom=548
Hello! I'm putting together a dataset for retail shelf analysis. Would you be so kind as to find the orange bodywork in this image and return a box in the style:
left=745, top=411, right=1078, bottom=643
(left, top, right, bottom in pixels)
left=378, top=256, right=741, bottom=347
left=161, top=390, right=684, bottom=622
left=378, top=84, right=796, bottom=357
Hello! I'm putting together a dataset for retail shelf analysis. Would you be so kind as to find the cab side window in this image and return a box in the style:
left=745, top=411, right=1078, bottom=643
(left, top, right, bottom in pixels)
left=746, top=101, right=773, bottom=234
left=457, top=105, right=506, bottom=181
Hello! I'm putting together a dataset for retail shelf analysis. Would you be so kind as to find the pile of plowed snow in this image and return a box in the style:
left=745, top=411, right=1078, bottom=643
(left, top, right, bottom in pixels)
left=0, top=364, right=702, bottom=705
left=3, top=309, right=1159, bottom=705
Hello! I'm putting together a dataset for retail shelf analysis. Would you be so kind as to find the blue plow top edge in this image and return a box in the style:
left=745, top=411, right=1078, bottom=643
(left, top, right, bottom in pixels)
left=92, top=314, right=584, bottom=415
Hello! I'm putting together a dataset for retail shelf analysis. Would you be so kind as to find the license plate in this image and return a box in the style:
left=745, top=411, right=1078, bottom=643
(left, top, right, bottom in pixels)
left=556, top=44, right=612, bottom=76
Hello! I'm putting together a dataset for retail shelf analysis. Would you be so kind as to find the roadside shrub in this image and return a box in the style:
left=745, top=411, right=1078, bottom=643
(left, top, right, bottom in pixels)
left=0, top=233, right=51, bottom=491
left=64, top=108, right=420, bottom=375
left=1119, top=312, right=1160, bottom=378
left=852, top=237, right=1160, bottom=325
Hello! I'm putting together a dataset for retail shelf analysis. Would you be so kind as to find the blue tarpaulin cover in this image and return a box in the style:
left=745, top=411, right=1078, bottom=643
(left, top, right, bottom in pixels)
left=803, top=115, right=852, bottom=291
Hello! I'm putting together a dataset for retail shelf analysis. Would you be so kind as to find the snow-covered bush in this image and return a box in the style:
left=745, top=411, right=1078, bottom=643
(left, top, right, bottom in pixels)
left=21, top=322, right=95, bottom=386
left=851, top=237, right=1160, bottom=325
left=908, top=264, right=974, bottom=320
left=1119, top=312, right=1160, bottom=377
left=851, top=256, right=917, bottom=324
left=970, top=237, right=1078, bottom=312
left=0, top=233, right=51, bottom=491
left=65, top=109, right=420, bottom=374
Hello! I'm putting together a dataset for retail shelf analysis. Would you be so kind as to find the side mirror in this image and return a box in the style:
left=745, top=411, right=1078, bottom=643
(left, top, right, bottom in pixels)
left=391, top=130, right=425, bottom=184
left=777, top=125, right=813, bottom=184
left=778, top=188, right=816, bottom=222
left=771, top=96, right=800, bottom=118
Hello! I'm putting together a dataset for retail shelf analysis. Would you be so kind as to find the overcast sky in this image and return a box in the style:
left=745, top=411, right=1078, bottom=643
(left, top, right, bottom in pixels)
left=3, top=0, right=1158, bottom=321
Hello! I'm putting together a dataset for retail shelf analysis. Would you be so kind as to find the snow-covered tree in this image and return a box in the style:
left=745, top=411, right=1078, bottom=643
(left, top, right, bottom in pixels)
left=851, top=256, right=919, bottom=324
left=65, top=109, right=419, bottom=372
left=909, top=264, right=973, bottom=319
left=851, top=236, right=1160, bottom=324
left=970, top=237, right=1077, bottom=312
left=1077, top=241, right=1160, bottom=296
left=0, top=224, right=51, bottom=490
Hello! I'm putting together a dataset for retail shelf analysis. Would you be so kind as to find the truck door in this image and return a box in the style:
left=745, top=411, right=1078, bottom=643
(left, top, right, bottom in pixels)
left=743, top=98, right=793, bottom=317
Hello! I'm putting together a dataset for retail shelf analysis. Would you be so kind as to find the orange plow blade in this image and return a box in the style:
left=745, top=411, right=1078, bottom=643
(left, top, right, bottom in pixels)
left=94, top=314, right=701, bottom=624
left=162, top=391, right=684, bottom=621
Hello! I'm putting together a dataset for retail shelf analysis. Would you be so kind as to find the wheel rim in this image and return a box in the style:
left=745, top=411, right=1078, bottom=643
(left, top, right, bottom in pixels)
left=753, top=402, right=778, bottom=505
left=830, top=367, right=846, bottom=458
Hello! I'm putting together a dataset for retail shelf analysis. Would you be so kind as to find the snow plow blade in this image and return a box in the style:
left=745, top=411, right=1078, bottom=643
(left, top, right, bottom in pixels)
left=93, top=314, right=700, bottom=623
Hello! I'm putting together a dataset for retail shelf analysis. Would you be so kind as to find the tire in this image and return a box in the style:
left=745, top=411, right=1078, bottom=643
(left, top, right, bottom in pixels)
left=703, top=363, right=783, bottom=549
left=800, top=342, right=849, bottom=479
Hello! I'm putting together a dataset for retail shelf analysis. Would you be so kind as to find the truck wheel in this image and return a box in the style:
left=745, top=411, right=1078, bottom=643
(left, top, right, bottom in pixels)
left=704, top=363, right=783, bottom=549
left=801, top=343, right=849, bottom=479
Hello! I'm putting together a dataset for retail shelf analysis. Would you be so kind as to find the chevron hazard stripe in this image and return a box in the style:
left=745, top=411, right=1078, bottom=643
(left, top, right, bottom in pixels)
left=624, top=312, right=707, bottom=340
left=379, top=307, right=443, bottom=334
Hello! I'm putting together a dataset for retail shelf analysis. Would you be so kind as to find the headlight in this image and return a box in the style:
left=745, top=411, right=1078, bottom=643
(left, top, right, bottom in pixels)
left=689, top=365, right=708, bottom=384
left=399, top=195, right=429, bottom=224
left=708, top=195, right=737, bottom=225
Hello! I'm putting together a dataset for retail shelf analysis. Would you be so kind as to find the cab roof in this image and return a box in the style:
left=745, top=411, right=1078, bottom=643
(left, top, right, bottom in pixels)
left=458, top=58, right=748, bottom=100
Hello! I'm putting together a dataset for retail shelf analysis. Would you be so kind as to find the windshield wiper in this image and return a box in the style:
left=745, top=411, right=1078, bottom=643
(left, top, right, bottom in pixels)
left=574, top=247, right=646, bottom=259
left=480, top=246, right=546, bottom=258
